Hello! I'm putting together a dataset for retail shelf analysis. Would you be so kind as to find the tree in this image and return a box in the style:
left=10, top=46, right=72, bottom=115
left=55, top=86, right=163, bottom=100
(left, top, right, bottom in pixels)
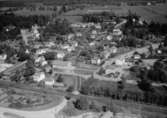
left=74, top=97, right=89, bottom=110
left=164, top=36, right=167, bottom=47
left=23, top=59, right=35, bottom=77
left=10, top=70, right=22, bottom=82
left=117, top=79, right=125, bottom=91
left=44, top=52, right=55, bottom=60
left=148, top=44, right=153, bottom=55
left=56, top=75, right=63, bottom=82
left=66, top=86, right=74, bottom=92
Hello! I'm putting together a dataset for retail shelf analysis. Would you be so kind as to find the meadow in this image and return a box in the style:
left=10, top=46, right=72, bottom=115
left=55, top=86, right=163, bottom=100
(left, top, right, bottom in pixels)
left=60, top=3, right=167, bottom=24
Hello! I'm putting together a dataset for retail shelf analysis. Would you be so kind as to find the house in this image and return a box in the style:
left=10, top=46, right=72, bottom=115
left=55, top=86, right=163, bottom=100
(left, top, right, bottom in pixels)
left=51, top=60, right=75, bottom=70
left=57, top=52, right=66, bottom=59
left=92, top=30, right=97, bottom=35
left=44, top=78, right=55, bottom=86
left=110, top=46, right=117, bottom=54
left=61, top=44, right=70, bottom=50
left=157, top=49, right=162, bottom=54
left=44, top=42, right=55, bottom=48
left=67, top=46, right=75, bottom=52
left=90, top=34, right=96, bottom=39
left=0, top=54, right=7, bottom=61
left=133, top=53, right=141, bottom=60
left=32, top=24, right=40, bottom=39
left=43, top=64, right=52, bottom=73
left=44, top=74, right=55, bottom=86
left=113, top=29, right=122, bottom=36
left=35, top=56, right=48, bottom=66
left=89, top=41, right=96, bottom=47
left=36, top=48, right=49, bottom=55
left=76, top=32, right=82, bottom=37
left=114, top=59, right=126, bottom=66
left=91, top=58, right=101, bottom=65
left=95, top=23, right=101, bottom=29
left=33, top=71, right=45, bottom=82
left=53, top=82, right=64, bottom=87
left=20, top=29, right=34, bottom=45
left=112, top=28, right=123, bottom=41
left=106, top=35, right=113, bottom=41
left=67, top=33, right=75, bottom=40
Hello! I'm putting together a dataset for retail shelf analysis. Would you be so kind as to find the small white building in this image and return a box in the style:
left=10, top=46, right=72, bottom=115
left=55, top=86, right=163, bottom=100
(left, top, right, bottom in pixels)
left=112, top=28, right=123, bottom=41
left=110, top=46, right=117, bottom=54
left=44, top=75, right=55, bottom=86
left=92, top=30, right=97, bottom=35
left=91, top=58, right=101, bottom=65
left=106, top=35, right=113, bottom=41
left=57, top=52, right=66, bottom=59
left=133, top=54, right=141, bottom=60
left=0, top=54, right=7, bottom=61
left=113, top=29, right=122, bottom=36
left=67, top=33, right=75, bottom=40
left=33, top=71, right=45, bottom=82
left=95, top=23, right=101, bottom=29
left=115, top=59, right=126, bottom=66
left=76, top=32, right=82, bottom=37
left=32, top=24, right=40, bottom=39
left=36, top=49, right=48, bottom=55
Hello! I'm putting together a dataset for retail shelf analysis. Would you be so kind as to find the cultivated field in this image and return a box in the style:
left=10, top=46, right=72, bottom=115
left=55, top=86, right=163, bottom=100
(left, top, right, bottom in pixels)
left=60, top=3, right=167, bottom=24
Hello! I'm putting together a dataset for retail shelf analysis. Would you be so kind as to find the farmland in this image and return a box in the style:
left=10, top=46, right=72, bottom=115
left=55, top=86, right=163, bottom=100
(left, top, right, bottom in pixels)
left=59, top=3, right=167, bottom=24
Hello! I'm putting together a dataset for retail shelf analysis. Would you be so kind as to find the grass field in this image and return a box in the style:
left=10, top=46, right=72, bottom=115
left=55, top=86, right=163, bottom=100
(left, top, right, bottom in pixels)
left=60, top=3, right=167, bottom=24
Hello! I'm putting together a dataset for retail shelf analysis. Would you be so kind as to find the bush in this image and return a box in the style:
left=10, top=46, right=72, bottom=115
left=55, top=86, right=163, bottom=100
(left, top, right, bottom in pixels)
left=44, top=52, right=55, bottom=60
left=74, top=97, right=89, bottom=110
left=67, top=86, right=74, bottom=92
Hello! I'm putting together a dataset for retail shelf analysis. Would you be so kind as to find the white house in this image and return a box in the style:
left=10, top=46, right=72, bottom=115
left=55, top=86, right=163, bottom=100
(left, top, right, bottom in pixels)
left=0, top=54, right=7, bottom=61
left=44, top=76, right=55, bottom=86
left=33, top=71, right=45, bottom=82
left=67, top=33, right=75, bottom=40
left=110, top=46, right=117, bottom=54
left=95, top=23, right=101, bottom=29
left=57, top=52, right=66, bottom=59
left=91, top=58, right=101, bottom=65
left=35, top=55, right=48, bottom=66
left=36, top=49, right=48, bottom=55
left=32, top=24, right=40, bottom=39
left=113, top=29, right=122, bottom=36
left=76, top=32, right=82, bottom=37
left=115, top=59, right=126, bottom=66
left=106, top=35, right=113, bottom=41
left=133, top=54, right=141, bottom=60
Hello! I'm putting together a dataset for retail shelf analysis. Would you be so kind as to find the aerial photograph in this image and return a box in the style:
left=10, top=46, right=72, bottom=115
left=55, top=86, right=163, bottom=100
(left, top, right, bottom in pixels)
left=0, top=0, right=166, bottom=118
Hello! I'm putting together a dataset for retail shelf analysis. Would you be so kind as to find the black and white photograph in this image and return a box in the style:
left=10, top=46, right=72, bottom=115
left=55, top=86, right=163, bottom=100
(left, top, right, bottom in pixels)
left=0, top=0, right=166, bottom=117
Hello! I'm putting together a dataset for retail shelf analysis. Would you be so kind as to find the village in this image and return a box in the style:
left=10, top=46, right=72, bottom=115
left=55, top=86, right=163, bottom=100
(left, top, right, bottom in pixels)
left=0, top=1, right=167, bottom=118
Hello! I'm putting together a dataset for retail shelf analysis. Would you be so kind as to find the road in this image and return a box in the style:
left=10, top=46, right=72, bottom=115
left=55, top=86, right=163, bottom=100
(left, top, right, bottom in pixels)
left=0, top=99, right=67, bottom=118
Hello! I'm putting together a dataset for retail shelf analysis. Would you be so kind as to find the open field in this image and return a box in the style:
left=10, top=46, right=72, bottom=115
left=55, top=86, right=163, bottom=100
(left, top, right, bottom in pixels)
left=0, top=88, right=64, bottom=111
left=59, top=3, right=167, bottom=24
left=0, top=99, right=67, bottom=118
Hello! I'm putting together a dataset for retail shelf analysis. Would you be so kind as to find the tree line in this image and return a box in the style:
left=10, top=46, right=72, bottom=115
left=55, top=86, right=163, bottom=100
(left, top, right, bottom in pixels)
left=80, top=78, right=167, bottom=106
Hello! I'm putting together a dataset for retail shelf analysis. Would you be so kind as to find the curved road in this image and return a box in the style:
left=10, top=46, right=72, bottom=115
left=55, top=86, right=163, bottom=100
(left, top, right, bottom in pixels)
left=0, top=99, right=67, bottom=118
